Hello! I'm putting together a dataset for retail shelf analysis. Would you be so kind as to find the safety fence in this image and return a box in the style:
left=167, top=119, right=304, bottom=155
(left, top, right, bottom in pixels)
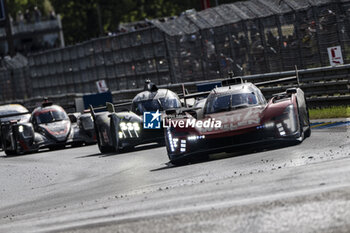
left=14, top=0, right=349, bottom=100
left=0, top=54, right=30, bottom=101
left=3, top=63, right=349, bottom=112
left=1, top=0, right=350, bottom=106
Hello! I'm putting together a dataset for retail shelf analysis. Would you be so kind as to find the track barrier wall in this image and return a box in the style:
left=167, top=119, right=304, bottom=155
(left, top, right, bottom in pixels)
left=0, top=0, right=350, bottom=110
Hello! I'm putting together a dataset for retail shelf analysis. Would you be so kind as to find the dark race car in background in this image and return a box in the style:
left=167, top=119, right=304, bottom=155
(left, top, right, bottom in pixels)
left=67, top=112, right=97, bottom=147
left=90, top=80, right=182, bottom=153
left=0, top=104, right=31, bottom=124
left=165, top=77, right=311, bottom=165
left=1, top=102, right=96, bottom=156
left=0, top=104, right=31, bottom=150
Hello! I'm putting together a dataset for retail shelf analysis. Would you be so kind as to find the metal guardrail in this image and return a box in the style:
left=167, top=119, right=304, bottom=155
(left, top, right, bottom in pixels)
left=1, top=1, right=350, bottom=107
left=4, top=64, right=349, bottom=111
left=9, top=0, right=348, bottom=102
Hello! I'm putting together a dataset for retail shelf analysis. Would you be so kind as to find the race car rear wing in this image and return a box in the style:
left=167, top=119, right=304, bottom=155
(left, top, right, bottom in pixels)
left=255, top=76, right=298, bottom=87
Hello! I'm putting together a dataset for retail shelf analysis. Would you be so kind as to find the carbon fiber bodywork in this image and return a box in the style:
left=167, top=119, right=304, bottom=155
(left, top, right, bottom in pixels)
left=0, top=105, right=96, bottom=156
left=165, top=84, right=311, bottom=164
left=91, top=86, right=181, bottom=154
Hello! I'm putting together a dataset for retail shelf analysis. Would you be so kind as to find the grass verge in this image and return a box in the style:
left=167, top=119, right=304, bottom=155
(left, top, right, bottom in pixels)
left=309, top=106, right=350, bottom=119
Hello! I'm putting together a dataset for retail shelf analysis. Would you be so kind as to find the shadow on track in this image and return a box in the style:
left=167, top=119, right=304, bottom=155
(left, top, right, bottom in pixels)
left=150, top=141, right=300, bottom=171
left=0, top=148, right=52, bottom=158
left=76, top=143, right=163, bottom=159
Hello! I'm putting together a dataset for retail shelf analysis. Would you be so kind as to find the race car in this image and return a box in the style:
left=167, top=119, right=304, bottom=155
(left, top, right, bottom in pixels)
left=67, top=112, right=97, bottom=147
left=165, top=77, right=311, bottom=165
left=0, top=104, right=31, bottom=150
left=0, top=101, right=96, bottom=155
left=90, top=80, right=182, bottom=153
left=0, top=104, right=31, bottom=123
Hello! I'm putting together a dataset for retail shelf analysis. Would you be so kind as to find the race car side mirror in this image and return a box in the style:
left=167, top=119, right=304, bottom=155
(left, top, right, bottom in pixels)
left=106, top=102, right=115, bottom=113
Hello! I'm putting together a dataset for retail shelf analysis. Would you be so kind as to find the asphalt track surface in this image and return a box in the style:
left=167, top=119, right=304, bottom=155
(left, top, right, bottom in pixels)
left=0, top=125, right=349, bottom=233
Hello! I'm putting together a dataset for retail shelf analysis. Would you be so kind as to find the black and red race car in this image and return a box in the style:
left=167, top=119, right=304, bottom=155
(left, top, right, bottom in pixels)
left=164, top=77, right=311, bottom=165
left=0, top=101, right=96, bottom=155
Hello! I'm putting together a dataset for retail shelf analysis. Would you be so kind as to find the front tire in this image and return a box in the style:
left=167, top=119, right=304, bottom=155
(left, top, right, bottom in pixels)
left=110, top=117, right=120, bottom=153
left=304, top=127, right=311, bottom=138
left=5, top=150, right=17, bottom=156
left=304, top=104, right=311, bottom=138
left=171, top=158, right=189, bottom=166
left=97, top=140, right=115, bottom=153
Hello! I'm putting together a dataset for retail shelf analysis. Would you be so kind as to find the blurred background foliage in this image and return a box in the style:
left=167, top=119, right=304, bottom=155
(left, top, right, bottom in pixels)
left=8, top=0, right=239, bottom=45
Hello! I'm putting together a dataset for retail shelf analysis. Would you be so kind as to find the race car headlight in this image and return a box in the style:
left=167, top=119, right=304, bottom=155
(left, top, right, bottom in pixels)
left=263, top=121, right=275, bottom=129
left=18, top=125, right=24, bottom=133
left=126, top=122, right=133, bottom=130
left=167, top=128, right=175, bottom=152
left=187, top=135, right=205, bottom=141
left=180, top=139, right=186, bottom=152
left=119, top=122, right=140, bottom=138
left=133, top=122, right=140, bottom=131
left=120, top=122, right=128, bottom=131
left=282, top=105, right=297, bottom=133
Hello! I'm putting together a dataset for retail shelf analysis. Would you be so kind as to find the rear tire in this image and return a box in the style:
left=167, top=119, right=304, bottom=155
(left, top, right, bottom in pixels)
left=192, top=153, right=209, bottom=163
left=304, top=104, right=311, bottom=138
left=72, top=142, right=84, bottom=147
left=304, top=127, right=311, bottom=138
left=5, top=150, right=17, bottom=156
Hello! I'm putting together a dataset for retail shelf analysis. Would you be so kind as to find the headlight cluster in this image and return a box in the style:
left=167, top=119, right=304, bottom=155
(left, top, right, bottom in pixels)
left=257, top=105, right=297, bottom=137
left=167, top=128, right=183, bottom=152
left=17, top=125, right=33, bottom=137
left=118, top=122, right=140, bottom=139
left=18, top=125, right=24, bottom=133
left=187, top=135, right=205, bottom=141
left=275, top=105, right=297, bottom=137
left=282, top=105, right=297, bottom=134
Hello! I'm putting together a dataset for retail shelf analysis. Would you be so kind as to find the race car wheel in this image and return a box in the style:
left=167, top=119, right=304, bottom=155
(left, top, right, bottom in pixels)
left=97, top=141, right=115, bottom=153
left=304, top=104, right=311, bottom=138
left=171, top=158, right=189, bottom=166
left=110, top=118, right=119, bottom=153
left=4, top=150, right=17, bottom=156
left=295, top=99, right=306, bottom=143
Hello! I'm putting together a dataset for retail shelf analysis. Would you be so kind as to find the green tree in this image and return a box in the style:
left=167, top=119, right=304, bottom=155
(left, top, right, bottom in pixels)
left=48, top=0, right=239, bottom=45
left=50, top=0, right=202, bottom=44
left=7, top=0, right=52, bottom=19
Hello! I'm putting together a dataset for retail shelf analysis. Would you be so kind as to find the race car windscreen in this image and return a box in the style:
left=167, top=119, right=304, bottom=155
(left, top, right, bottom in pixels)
left=35, top=110, right=69, bottom=124
left=133, top=98, right=181, bottom=115
left=206, top=93, right=258, bottom=114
